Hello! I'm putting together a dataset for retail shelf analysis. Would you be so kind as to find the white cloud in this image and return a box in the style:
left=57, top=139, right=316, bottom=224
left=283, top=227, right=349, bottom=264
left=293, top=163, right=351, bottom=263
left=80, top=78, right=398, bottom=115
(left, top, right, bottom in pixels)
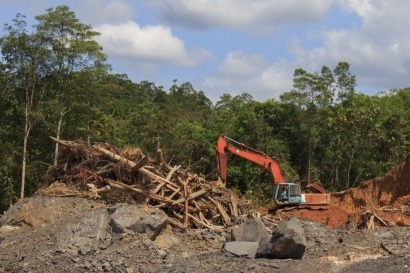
left=290, top=0, right=410, bottom=92
left=202, top=51, right=292, bottom=101
left=96, top=21, right=211, bottom=66
left=218, top=52, right=270, bottom=77
left=67, top=0, right=136, bottom=25
left=152, top=0, right=334, bottom=32
left=202, top=0, right=410, bottom=100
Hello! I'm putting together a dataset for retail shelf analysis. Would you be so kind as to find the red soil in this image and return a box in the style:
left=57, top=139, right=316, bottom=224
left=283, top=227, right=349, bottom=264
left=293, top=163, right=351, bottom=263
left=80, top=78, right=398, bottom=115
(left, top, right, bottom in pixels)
left=279, top=153, right=410, bottom=228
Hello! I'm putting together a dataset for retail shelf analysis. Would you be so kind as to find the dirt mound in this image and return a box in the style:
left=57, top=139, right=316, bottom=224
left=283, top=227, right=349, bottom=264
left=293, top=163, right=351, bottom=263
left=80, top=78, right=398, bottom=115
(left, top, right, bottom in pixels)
left=331, top=153, right=410, bottom=226
left=282, top=206, right=349, bottom=229
left=276, top=153, right=410, bottom=228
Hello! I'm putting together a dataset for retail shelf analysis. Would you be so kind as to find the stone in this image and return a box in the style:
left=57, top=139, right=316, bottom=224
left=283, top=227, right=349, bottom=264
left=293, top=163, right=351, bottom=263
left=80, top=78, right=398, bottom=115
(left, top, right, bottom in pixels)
left=109, top=205, right=168, bottom=237
left=223, top=241, right=259, bottom=258
left=230, top=217, right=270, bottom=242
left=154, top=233, right=180, bottom=249
left=256, top=218, right=307, bottom=259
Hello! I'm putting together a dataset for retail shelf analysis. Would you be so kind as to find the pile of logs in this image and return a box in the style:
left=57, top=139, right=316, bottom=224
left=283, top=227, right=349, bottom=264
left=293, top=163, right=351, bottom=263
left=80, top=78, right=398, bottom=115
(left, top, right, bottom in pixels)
left=358, top=210, right=389, bottom=230
left=39, top=137, right=253, bottom=230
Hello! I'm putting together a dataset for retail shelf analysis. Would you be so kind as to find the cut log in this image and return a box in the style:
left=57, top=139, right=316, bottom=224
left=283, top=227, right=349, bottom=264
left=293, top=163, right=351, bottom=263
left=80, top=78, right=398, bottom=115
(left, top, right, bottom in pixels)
left=230, top=194, right=239, bottom=217
left=189, top=213, right=215, bottom=229
left=171, top=187, right=209, bottom=206
left=106, top=179, right=173, bottom=204
left=49, top=136, right=77, bottom=148
left=186, top=157, right=207, bottom=171
left=131, top=156, right=148, bottom=173
left=94, top=145, right=179, bottom=190
left=87, top=183, right=111, bottom=199
left=207, top=196, right=230, bottom=226
left=183, top=181, right=189, bottom=230
left=152, top=165, right=181, bottom=195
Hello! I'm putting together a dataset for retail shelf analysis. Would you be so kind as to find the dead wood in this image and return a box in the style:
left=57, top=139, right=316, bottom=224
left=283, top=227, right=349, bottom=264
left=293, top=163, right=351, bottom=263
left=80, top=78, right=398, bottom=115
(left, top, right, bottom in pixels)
left=94, top=145, right=179, bottom=190
left=186, top=157, right=207, bottom=171
left=359, top=210, right=389, bottom=229
left=106, top=179, right=173, bottom=204
left=131, top=156, right=148, bottom=173
left=380, top=242, right=396, bottom=255
left=207, top=196, right=231, bottom=226
left=40, top=139, right=254, bottom=230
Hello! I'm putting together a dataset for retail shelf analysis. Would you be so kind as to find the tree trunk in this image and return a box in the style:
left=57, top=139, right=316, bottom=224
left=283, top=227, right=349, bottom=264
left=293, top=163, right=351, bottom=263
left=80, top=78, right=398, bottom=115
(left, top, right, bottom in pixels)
left=53, top=109, right=64, bottom=166
left=20, top=101, right=31, bottom=199
left=346, top=149, right=355, bottom=190
left=20, top=133, right=27, bottom=199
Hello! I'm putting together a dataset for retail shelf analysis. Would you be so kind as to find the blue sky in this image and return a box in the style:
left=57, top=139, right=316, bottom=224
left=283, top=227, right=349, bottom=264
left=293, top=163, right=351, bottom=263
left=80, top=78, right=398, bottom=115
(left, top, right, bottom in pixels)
left=1, top=0, right=409, bottom=102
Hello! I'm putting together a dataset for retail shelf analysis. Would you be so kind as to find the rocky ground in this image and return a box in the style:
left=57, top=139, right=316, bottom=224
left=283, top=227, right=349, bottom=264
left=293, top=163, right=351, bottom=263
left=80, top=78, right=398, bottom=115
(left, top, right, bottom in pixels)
left=1, top=145, right=409, bottom=273
left=0, top=196, right=409, bottom=273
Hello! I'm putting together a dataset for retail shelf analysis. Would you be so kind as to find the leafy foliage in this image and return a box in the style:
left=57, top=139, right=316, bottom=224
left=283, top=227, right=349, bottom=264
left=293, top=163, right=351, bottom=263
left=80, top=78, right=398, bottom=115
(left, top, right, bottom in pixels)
left=0, top=7, right=409, bottom=211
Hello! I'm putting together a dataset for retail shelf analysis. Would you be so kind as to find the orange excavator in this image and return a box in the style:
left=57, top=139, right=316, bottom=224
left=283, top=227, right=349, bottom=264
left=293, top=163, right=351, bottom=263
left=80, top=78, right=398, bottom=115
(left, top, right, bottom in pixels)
left=216, top=134, right=330, bottom=208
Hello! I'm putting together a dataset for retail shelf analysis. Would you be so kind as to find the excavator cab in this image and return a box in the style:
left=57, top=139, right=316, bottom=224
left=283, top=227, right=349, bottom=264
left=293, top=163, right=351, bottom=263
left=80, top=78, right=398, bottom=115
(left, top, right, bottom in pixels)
left=273, top=183, right=304, bottom=205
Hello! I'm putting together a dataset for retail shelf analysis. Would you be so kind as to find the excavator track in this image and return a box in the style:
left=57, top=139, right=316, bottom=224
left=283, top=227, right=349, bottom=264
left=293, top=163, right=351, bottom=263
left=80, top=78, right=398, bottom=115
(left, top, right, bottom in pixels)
left=268, top=204, right=329, bottom=214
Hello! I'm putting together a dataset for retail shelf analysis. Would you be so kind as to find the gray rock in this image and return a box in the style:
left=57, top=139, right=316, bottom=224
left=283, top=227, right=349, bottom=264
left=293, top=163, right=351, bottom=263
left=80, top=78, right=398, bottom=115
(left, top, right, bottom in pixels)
left=231, top=217, right=270, bottom=242
left=56, top=208, right=109, bottom=251
left=256, top=218, right=307, bottom=259
left=79, top=246, right=92, bottom=255
left=109, top=205, right=168, bottom=237
left=223, top=241, right=259, bottom=258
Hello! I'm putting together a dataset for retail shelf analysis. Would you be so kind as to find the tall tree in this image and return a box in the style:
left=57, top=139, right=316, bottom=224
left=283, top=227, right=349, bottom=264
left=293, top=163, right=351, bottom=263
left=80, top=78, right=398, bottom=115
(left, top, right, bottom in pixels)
left=0, top=14, right=49, bottom=198
left=35, top=5, right=107, bottom=165
left=317, top=62, right=357, bottom=190
left=281, top=65, right=334, bottom=184
left=0, top=62, right=21, bottom=209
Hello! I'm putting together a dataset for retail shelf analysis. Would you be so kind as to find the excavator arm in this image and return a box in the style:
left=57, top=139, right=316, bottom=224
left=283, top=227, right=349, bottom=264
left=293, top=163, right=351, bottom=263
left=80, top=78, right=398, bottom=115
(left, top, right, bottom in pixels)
left=216, top=135, right=285, bottom=185
left=215, top=134, right=331, bottom=207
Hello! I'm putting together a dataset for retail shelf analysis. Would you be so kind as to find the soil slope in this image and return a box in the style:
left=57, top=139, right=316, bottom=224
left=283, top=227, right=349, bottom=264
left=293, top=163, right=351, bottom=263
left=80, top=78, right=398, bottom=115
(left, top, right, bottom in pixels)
left=280, top=153, right=410, bottom=228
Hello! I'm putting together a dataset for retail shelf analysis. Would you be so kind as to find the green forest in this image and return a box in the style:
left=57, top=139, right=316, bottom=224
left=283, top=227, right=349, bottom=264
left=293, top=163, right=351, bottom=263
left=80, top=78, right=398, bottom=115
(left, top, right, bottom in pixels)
left=1, top=6, right=409, bottom=212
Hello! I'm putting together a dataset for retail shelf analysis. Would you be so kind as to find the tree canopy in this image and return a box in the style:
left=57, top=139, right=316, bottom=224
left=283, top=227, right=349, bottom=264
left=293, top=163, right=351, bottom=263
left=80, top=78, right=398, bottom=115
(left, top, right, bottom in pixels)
left=1, top=6, right=409, bottom=211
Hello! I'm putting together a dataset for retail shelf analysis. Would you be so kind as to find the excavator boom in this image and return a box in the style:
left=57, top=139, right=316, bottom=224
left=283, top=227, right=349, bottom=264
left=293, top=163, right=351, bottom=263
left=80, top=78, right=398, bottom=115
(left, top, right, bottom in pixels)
left=216, top=135, right=285, bottom=184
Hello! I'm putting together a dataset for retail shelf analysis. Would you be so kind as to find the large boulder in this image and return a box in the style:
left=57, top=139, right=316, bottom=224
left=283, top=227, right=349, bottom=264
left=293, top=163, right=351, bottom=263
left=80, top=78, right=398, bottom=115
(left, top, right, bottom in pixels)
left=55, top=204, right=169, bottom=252
left=230, top=217, right=270, bottom=242
left=55, top=208, right=110, bottom=250
left=108, top=204, right=168, bottom=238
left=224, top=216, right=270, bottom=258
left=256, top=218, right=307, bottom=259
left=0, top=197, right=101, bottom=228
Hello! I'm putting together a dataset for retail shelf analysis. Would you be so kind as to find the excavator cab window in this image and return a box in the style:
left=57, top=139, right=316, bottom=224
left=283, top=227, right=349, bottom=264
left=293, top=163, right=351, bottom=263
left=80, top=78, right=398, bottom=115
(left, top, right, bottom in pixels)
left=274, top=183, right=303, bottom=204
left=289, top=184, right=301, bottom=195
